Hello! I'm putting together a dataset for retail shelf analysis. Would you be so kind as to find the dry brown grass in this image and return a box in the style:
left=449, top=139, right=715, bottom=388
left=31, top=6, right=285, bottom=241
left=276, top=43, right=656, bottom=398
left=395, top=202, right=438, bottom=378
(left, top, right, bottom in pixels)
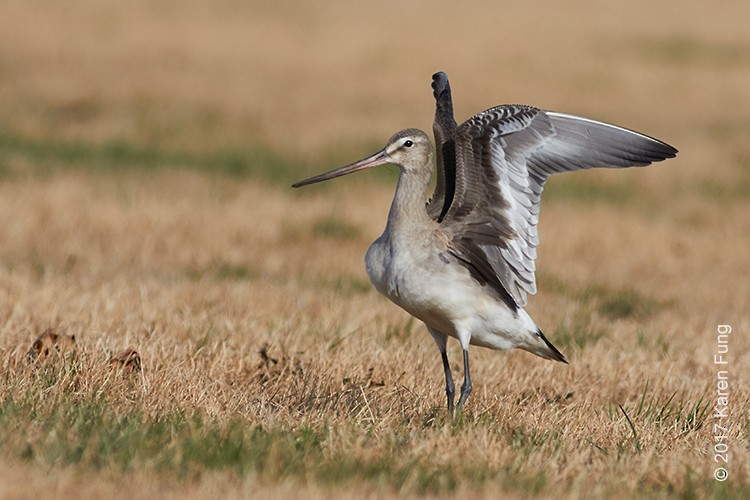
left=0, top=1, right=748, bottom=498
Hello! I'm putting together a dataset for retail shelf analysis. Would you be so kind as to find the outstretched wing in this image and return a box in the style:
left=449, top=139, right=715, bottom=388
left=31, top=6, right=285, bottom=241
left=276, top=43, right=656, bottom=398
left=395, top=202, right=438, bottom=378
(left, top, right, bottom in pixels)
left=427, top=72, right=459, bottom=223
left=441, top=104, right=677, bottom=308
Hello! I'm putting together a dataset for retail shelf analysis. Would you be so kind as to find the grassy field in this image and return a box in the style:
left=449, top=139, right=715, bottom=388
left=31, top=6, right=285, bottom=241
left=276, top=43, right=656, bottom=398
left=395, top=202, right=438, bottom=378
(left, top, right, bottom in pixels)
left=1, top=1, right=748, bottom=498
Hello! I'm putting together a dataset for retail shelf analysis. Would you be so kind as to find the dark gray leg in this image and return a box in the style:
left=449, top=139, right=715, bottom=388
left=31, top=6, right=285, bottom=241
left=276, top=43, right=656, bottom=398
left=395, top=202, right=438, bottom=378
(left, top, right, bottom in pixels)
left=439, top=349, right=455, bottom=415
left=427, top=327, right=455, bottom=415
left=456, top=349, right=472, bottom=411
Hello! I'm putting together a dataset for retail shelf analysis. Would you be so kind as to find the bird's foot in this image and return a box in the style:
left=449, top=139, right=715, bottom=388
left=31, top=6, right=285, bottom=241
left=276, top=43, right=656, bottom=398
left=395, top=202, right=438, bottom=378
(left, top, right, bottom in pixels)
left=456, top=379, right=472, bottom=412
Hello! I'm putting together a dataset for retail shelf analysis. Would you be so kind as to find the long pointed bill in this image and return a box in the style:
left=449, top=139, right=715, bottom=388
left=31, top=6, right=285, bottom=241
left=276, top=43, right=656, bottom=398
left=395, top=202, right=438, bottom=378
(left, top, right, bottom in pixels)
left=292, top=149, right=389, bottom=188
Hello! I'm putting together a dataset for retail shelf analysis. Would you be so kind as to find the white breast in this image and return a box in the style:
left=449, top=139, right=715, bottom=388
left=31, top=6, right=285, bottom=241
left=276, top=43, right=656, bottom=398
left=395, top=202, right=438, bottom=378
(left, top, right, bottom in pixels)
left=365, top=231, right=464, bottom=332
left=364, top=229, right=539, bottom=353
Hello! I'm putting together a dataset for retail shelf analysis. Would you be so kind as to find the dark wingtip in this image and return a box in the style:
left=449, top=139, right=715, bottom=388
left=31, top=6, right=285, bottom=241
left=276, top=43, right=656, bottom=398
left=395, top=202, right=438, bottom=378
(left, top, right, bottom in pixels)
left=664, top=143, right=679, bottom=158
left=648, top=140, right=678, bottom=163
left=651, top=135, right=678, bottom=159
left=431, top=72, right=450, bottom=100
left=538, top=328, right=568, bottom=364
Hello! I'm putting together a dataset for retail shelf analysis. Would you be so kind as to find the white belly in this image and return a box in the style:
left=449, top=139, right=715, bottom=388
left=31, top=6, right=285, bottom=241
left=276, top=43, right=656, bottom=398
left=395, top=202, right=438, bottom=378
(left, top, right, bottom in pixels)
left=365, top=234, right=538, bottom=352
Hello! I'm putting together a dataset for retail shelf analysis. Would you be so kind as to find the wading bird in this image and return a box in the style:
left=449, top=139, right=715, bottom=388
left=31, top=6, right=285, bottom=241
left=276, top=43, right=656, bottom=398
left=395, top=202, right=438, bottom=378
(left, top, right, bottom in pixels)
left=293, top=72, right=677, bottom=415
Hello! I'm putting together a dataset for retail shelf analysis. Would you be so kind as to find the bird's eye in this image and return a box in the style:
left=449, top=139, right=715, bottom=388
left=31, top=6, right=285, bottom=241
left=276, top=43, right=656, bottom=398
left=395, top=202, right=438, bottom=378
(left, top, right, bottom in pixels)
left=404, top=140, right=414, bottom=148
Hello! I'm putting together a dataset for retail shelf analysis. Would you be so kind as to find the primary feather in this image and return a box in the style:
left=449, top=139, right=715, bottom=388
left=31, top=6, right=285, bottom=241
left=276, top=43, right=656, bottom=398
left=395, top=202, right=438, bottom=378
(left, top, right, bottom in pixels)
left=427, top=75, right=677, bottom=307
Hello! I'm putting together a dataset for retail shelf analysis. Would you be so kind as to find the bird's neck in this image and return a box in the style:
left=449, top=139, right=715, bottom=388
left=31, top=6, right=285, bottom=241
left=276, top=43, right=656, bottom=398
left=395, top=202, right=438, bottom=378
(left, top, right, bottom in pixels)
left=385, top=170, right=434, bottom=238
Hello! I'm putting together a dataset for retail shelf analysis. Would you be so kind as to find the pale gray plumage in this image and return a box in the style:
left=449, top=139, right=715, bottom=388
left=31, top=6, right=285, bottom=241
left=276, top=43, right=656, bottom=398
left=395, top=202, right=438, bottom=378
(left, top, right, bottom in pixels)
left=293, top=71, right=677, bottom=415
left=428, top=73, right=677, bottom=308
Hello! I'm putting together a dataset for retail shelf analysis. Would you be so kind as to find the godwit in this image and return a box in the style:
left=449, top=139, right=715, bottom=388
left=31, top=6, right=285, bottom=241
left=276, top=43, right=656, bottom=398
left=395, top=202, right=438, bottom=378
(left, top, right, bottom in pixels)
left=293, top=72, right=677, bottom=414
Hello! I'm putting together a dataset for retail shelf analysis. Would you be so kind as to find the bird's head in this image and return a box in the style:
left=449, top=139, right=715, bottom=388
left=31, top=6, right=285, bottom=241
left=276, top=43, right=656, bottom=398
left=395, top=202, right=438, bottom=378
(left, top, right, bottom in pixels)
left=292, top=129, right=432, bottom=188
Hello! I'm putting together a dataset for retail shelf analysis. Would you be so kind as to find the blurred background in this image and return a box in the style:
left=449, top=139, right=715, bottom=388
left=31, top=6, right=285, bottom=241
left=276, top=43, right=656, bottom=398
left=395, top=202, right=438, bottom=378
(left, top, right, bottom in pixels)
left=1, top=0, right=748, bottom=159
left=0, top=0, right=748, bottom=315
left=0, top=2, right=748, bottom=496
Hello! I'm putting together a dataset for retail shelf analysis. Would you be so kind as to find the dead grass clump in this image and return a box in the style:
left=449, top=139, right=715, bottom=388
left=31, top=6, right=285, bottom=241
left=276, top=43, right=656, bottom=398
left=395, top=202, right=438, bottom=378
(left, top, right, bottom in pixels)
left=26, top=328, right=76, bottom=362
left=109, top=349, right=142, bottom=372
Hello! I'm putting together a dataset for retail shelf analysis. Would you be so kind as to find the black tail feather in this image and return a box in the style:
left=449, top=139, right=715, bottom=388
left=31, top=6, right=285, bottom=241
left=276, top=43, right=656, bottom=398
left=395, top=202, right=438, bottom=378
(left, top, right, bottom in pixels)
left=538, top=328, right=568, bottom=364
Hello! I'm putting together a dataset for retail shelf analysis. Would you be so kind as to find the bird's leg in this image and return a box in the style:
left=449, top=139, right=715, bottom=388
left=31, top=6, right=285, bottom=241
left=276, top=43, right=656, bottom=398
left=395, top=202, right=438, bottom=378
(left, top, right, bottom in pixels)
left=427, top=327, right=455, bottom=415
left=456, top=349, right=472, bottom=411
left=439, top=349, right=455, bottom=415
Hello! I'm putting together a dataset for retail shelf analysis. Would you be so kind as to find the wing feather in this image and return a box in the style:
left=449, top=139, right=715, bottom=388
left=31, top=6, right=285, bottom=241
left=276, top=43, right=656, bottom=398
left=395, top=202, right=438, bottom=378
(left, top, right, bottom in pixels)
left=440, top=105, right=677, bottom=307
left=428, top=72, right=459, bottom=222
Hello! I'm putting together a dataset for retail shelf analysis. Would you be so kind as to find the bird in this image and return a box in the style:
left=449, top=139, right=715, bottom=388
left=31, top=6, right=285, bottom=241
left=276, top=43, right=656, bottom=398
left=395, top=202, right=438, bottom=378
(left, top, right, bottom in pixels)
left=293, top=72, right=677, bottom=415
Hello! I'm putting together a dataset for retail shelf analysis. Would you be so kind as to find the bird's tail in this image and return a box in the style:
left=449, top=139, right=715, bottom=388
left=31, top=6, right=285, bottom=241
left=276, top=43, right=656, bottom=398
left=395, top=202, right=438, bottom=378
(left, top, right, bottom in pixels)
left=528, top=328, right=568, bottom=364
